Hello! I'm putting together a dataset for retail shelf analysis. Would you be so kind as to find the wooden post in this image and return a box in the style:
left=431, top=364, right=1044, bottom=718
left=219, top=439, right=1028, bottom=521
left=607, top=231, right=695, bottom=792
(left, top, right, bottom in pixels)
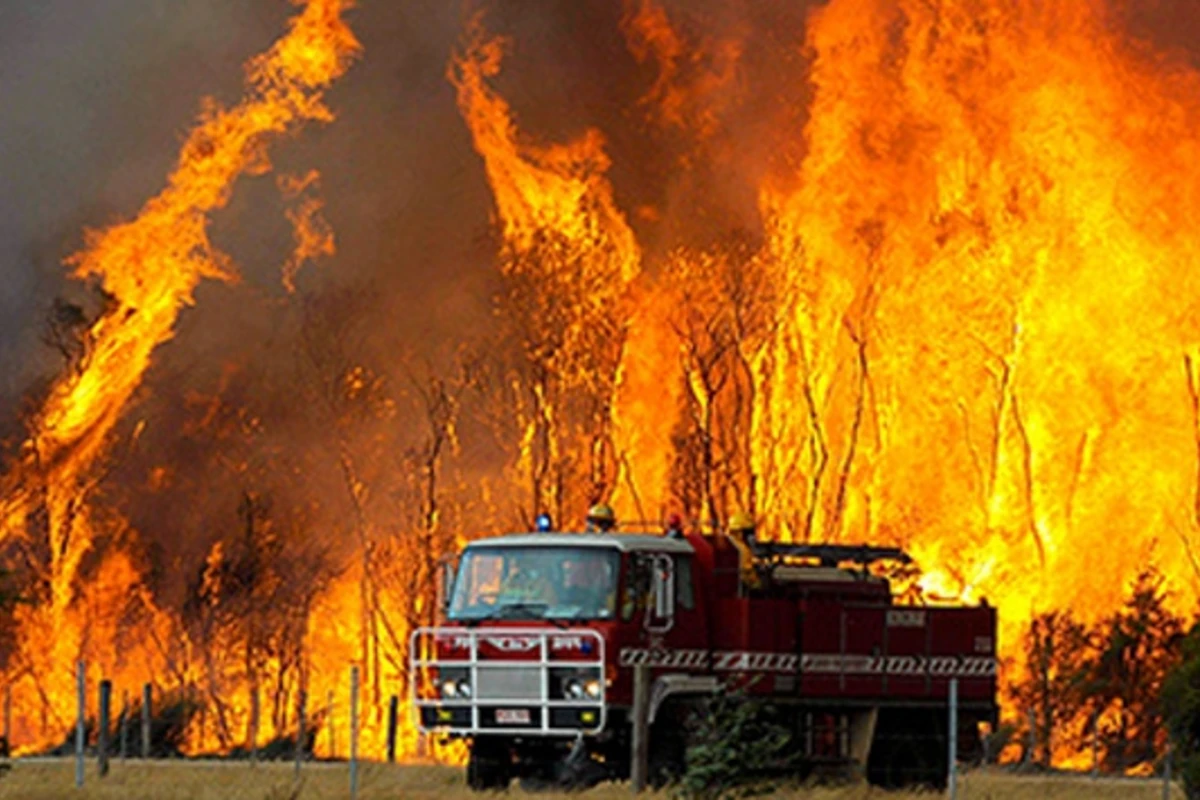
left=249, top=686, right=259, bottom=767
left=1026, top=707, right=1036, bottom=765
left=119, top=690, right=128, bottom=762
left=1091, top=712, right=1099, bottom=778
left=350, top=666, right=360, bottom=799
left=295, top=689, right=307, bottom=780
left=947, top=678, right=958, bottom=800
left=386, top=695, right=398, bottom=763
left=98, top=679, right=112, bottom=777
left=630, top=664, right=650, bottom=794
left=75, top=661, right=85, bottom=788
left=3, top=685, right=11, bottom=759
left=141, top=683, right=152, bottom=759
left=327, top=690, right=336, bottom=758
left=1164, top=743, right=1173, bottom=800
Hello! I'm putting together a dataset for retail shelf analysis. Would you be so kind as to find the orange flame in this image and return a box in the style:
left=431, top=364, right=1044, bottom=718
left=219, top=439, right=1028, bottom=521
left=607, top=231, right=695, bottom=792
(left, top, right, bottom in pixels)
left=460, top=0, right=1200, bottom=769
left=280, top=170, right=336, bottom=293
left=450, top=15, right=643, bottom=519
left=0, top=0, right=359, bottom=755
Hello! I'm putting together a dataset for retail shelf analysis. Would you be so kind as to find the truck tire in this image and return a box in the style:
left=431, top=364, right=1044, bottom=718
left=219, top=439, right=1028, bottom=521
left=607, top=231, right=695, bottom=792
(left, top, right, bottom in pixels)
left=869, top=737, right=947, bottom=789
left=467, top=738, right=511, bottom=792
left=647, top=730, right=687, bottom=787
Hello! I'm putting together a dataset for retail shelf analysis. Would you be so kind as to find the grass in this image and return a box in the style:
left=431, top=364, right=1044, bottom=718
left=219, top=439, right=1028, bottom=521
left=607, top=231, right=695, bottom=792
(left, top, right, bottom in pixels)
left=0, top=761, right=1186, bottom=799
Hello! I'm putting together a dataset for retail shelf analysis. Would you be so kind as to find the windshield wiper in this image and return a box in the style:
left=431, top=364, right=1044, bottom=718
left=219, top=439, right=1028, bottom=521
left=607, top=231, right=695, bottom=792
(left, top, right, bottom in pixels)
left=463, top=601, right=568, bottom=629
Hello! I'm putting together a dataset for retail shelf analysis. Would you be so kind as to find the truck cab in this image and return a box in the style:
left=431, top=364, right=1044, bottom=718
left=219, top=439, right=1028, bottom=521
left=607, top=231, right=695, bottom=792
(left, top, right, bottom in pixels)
left=412, top=529, right=694, bottom=789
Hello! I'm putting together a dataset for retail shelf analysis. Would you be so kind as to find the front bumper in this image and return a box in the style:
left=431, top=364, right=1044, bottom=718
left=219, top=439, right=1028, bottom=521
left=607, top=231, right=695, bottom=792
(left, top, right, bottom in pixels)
left=419, top=704, right=603, bottom=732
left=412, top=626, right=607, bottom=737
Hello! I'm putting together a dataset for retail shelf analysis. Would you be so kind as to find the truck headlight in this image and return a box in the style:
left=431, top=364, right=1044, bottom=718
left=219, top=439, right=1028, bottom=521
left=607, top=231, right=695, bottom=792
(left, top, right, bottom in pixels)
left=438, top=670, right=470, bottom=698
left=563, top=676, right=602, bottom=700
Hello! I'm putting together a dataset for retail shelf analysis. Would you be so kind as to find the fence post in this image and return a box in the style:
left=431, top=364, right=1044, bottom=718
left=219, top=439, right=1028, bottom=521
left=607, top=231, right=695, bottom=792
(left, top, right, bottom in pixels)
left=248, top=685, right=259, bottom=767
left=141, top=683, right=152, bottom=759
left=630, top=664, right=650, bottom=794
left=295, top=689, right=307, bottom=781
left=75, top=661, right=85, bottom=788
left=350, top=666, right=360, bottom=800
left=3, top=685, right=10, bottom=759
left=948, top=678, right=958, bottom=799
left=327, top=690, right=336, bottom=759
left=1026, top=707, right=1037, bottom=765
left=119, top=689, right=128, bottom=763
left=1091, top=712, right=1099, bottom=778
left=1164, top=743, right=1173, bottom=800
left=386, top=695, right=398, bottom=763
left=98, top=679, right=111, bottom=778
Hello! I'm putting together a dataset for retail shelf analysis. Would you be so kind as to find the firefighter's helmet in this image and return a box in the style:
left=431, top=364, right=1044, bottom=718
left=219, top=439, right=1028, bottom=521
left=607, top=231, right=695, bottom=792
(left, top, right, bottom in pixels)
left=729, top=510, right=755, bottom=533
left=586, top=503, right=617, bottom=531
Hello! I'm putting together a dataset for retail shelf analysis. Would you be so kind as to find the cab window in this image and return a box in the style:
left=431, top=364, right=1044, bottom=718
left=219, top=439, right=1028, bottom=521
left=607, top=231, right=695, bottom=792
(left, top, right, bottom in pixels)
left=620, top=553, right=695, bottom=620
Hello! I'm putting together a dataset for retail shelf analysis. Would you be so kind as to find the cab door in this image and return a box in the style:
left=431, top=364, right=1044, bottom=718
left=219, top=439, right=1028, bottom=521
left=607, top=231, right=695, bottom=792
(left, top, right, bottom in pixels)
left=621, top=552, right=707, bottom=665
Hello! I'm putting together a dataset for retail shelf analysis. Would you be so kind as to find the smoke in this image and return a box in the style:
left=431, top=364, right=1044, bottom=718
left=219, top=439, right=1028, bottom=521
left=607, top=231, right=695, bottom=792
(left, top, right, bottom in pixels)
left=0, top=2, right=282, bottom=392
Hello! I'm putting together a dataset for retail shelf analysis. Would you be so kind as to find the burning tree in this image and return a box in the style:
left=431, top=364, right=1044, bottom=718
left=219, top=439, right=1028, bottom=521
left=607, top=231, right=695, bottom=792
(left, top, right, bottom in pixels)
left=450, top=16, right=641, bottom=525
left=664, top=232, right=774, bottom=527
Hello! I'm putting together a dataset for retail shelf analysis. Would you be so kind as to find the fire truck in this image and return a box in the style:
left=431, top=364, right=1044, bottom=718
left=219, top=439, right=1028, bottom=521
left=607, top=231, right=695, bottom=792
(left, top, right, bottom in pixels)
left=411, top=512, right=998, bottom=790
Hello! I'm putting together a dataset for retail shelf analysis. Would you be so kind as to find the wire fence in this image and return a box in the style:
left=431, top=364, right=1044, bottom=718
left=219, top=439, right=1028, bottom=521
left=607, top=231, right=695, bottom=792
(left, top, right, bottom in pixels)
left=0, top=669, right=1188, bottom=799
left=1, top=663, right=379, bottom=797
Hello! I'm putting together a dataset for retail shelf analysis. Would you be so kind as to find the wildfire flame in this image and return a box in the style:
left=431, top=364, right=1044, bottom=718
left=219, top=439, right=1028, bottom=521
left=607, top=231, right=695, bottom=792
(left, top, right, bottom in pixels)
left=0, top=0, right=359, bottom=755
left=6, top=0, right=1200, bottom=772
left=456, top=0, right=1200, bottom=765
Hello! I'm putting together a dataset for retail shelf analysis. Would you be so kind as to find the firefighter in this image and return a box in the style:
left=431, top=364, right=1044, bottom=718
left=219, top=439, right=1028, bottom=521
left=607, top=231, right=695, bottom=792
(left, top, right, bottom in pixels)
left=584, top=503, right=617, bottom=533
left=499, top=557, right=557, bottom=605
left=729, top=510, right=757, bottom=545
left=562, top=551, right=617, bottom=616
left=728, top=510, right=763, bottom=590
left=664, top=512, right=684, bottom=539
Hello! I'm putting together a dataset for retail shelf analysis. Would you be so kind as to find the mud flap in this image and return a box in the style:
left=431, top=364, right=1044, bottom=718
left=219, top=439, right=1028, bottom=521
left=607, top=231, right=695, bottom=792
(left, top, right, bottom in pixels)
left=847, top=708, right=878, bottom=778
left=553, top=735, right=607, bottom=790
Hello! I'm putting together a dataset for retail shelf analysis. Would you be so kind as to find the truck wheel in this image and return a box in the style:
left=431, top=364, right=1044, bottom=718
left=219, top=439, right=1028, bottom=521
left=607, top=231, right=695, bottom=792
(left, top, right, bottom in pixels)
left=868, top=735, right=946, bottom=790
left=648, top=732, right=687, bottom=788
left=467, top=739, right=511, bottom=792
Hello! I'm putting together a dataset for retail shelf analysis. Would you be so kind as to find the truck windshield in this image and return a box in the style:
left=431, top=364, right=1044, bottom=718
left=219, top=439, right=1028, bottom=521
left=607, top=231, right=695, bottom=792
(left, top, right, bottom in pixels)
left=448, top=546, right=620, bottom=622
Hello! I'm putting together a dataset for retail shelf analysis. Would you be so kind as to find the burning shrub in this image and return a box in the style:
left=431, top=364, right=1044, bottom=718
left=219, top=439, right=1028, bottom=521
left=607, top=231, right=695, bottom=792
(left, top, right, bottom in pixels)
left=1009, top=567, right=1186, bottom=771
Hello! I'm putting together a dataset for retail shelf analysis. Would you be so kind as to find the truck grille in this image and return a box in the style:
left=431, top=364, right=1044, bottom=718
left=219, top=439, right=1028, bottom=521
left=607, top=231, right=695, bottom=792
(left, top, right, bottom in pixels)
left=476, top=666, right=541, bottom=700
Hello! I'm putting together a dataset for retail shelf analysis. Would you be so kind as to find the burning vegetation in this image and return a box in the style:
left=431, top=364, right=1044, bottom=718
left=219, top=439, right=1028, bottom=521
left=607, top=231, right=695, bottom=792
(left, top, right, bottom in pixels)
left=3, top=0, right=1200, bottom=772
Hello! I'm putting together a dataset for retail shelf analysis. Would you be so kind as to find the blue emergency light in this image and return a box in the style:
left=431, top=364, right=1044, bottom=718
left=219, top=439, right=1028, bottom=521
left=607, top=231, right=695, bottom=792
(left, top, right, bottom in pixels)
left=535, top=513, right=553, bottom=532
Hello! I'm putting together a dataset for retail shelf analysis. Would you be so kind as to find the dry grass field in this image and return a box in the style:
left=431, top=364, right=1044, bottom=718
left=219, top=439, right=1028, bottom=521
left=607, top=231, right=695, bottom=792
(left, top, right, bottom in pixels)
left=0, top=761, right=1185, bottom=799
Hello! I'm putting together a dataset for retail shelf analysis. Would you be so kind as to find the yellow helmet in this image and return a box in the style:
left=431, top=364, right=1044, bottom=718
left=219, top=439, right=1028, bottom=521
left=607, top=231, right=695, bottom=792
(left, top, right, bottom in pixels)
left=729, top=511, right=755, bottom=532
left=587, top=503, right=616, bottom=524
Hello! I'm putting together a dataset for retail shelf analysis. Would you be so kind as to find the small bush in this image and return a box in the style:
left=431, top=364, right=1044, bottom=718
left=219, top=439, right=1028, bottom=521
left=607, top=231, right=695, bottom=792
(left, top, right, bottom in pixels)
left=675, top=681, right=797, bottom=800
left=1164, top=623, right=1200, bottom=799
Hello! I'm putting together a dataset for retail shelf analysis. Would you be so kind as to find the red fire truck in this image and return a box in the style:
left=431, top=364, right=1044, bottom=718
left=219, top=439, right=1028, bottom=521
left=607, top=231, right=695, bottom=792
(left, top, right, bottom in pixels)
left=411, top=515, right=997, bottom=790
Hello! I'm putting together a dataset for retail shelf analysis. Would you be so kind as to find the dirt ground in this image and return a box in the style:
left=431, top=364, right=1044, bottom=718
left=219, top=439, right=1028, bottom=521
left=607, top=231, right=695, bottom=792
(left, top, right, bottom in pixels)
left=0, top=760, right=1185, bottom=799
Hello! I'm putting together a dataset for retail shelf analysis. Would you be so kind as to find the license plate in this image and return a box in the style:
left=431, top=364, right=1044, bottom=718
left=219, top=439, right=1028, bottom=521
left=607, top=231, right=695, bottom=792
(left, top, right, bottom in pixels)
left=495, top=708, right=531, bottom=725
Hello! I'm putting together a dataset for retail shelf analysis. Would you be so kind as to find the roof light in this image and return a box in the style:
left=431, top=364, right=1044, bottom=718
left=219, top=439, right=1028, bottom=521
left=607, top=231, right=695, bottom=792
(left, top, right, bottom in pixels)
left=535, top=513, right=553, bottom=532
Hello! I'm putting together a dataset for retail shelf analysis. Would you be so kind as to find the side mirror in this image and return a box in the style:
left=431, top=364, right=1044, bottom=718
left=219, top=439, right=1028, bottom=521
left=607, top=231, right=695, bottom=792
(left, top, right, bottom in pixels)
left=647, top=555, right=676, bottom=632
left=438, top=557, right=457, bottom=616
